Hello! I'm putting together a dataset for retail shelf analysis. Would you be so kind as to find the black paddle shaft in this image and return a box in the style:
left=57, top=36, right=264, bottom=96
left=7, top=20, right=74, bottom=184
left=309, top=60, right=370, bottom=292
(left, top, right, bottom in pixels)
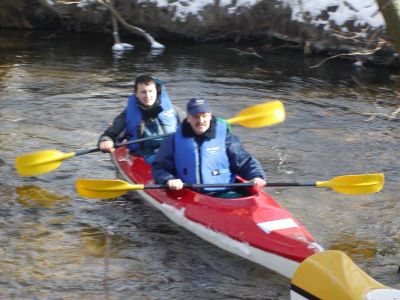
left=138, top=182, right=316, bottom=189
left=266, top=182, right=316, bottom=187
left=74, top=133, right=174, bottom=156
left=142, top=182, right=255, bottom=189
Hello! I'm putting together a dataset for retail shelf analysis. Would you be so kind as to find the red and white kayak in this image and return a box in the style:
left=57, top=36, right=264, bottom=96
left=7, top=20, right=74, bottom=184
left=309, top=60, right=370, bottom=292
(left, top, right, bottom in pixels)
left=111, top=146, right=324, bottom=279
left=109, top=146, right=400, bottom=298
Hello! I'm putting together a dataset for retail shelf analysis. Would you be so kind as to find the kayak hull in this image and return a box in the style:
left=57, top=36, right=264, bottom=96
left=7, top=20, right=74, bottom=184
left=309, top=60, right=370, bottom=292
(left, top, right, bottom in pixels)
left=112, top=146, right=323, bottom=278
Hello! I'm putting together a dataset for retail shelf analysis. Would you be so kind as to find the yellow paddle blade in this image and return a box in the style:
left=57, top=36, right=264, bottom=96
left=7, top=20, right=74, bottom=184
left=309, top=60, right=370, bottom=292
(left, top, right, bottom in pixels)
left=316, top=173, right=384, bottom=195
left=291, top=250, right=394, bottom=300
left=76, top=178, right=144, bottom=199
left=15, top=150, right=76, bottom=177
left=226, top=100, right=285, bottom=128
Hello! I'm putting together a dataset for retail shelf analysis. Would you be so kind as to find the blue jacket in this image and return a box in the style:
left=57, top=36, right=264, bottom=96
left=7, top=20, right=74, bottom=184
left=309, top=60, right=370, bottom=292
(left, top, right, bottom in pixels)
left=98, top=81, right=183, bottom=157
left=174, top=119, right=235, bottom=191
left=125, top=87, right=178, bottom=153
left=152, top=117, right=266, bottom=188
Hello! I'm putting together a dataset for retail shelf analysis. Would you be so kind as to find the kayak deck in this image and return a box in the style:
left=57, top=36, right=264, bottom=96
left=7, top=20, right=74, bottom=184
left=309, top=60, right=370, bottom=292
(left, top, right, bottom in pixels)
left=112, top=146, right=323, bottom=278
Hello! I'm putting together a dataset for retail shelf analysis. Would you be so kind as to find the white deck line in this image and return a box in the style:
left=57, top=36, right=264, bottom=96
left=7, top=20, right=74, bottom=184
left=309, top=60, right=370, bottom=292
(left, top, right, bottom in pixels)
left=258, top=218, right=299, bottom=233
left=112, top=155, right=301, bottom=279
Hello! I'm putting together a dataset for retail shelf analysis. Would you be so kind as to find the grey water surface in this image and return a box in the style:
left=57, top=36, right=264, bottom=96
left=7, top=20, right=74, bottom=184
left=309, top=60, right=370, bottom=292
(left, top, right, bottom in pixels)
left=1, top=29, right=399, bottom=299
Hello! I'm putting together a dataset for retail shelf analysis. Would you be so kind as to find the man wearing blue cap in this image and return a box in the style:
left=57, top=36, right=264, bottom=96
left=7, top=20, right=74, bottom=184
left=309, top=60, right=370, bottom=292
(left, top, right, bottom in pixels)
left=152, top=97, right=266, bottom=198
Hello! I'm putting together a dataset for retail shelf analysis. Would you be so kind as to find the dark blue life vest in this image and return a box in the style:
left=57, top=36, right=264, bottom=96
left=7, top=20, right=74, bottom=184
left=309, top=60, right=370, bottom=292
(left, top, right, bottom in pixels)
left=174, top=119, right=235, bottom=192
left=125, top=87, right=178, bottom=153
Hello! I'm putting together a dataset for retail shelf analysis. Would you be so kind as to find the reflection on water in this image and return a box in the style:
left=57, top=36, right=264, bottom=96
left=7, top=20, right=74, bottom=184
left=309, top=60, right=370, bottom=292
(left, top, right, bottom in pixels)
left=150, top=48, right=165, bottom=57
left=330, top=233, right=378, bottom=260
left=15, top=185, right=69, bottom=208
left=0, top=29, right=399, bottom=298
left=80, top=227, right=130, bottom=259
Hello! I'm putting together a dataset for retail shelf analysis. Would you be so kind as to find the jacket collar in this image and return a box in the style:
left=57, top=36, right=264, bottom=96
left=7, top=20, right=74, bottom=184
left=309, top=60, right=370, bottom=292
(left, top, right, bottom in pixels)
left=137, top=98, right=162, bottom=120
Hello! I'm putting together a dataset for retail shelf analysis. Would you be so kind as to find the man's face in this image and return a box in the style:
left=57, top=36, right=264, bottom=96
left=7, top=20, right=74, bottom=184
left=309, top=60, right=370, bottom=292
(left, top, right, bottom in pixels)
left=135, top=82, right=157, bottom=107
left=187, top=112, right=212, bottom=135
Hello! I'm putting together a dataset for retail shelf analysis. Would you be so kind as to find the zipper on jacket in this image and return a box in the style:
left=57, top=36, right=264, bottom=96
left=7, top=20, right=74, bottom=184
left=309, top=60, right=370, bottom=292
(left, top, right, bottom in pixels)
left=194, top=141, right=202, bottom=184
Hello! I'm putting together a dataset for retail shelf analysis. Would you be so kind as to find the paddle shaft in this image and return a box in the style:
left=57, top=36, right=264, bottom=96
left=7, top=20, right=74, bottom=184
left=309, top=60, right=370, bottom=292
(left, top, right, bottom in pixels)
left=74, top=133, right=174, bottom=156
left=266, top=182, right=316, bottom=187
left=135, top=182, right=316, bottom=189
left=141, top=182, right=255, bottom=189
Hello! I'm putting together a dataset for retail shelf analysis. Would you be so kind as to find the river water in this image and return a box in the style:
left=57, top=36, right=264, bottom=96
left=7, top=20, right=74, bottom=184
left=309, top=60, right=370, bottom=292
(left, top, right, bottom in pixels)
left=1, top=29, right=399, bottom=299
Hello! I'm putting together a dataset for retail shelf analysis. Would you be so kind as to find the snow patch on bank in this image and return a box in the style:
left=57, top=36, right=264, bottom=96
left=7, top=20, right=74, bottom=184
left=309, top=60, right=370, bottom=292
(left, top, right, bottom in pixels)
left=73, top=0, right=385, bottom=30
left=137, top=0, right=259, bottom=21
left=280, top=0, right=384, bottom=30
left=137, top=0, right=385, bottom=29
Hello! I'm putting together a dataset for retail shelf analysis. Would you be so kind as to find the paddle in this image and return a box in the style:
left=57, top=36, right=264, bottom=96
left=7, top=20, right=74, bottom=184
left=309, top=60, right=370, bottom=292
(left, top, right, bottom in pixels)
left=15, top=133, right=173, bottom=177
left=75, top=173, right=384, bottom=199
left=15, top=100, right=286, bottom=177
left=226, top=100, right=285, bottom=128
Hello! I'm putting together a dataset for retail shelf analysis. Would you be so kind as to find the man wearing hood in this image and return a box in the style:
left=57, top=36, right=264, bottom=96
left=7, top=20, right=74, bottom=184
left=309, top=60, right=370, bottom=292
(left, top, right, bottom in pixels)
left=98, top=74, right=182, bottom=163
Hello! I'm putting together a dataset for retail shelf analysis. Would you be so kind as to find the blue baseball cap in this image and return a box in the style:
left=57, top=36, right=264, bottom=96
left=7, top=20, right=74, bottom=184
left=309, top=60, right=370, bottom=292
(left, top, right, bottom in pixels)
left=186, top=98, right=211, bottom=115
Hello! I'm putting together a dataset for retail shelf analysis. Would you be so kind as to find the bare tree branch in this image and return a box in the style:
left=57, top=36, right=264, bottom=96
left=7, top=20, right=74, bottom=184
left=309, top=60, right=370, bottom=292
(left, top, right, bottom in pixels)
left=96, top=0, right=164, bottom=49
left=111, top=16, right=121, bottom=44
left=46, top=0, right=164, bottom=49
left=363, top=106, right=400, bottom=121
left=309, top=35, right=390, bottom=68
left=227, top=47, right=265, bottom=59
